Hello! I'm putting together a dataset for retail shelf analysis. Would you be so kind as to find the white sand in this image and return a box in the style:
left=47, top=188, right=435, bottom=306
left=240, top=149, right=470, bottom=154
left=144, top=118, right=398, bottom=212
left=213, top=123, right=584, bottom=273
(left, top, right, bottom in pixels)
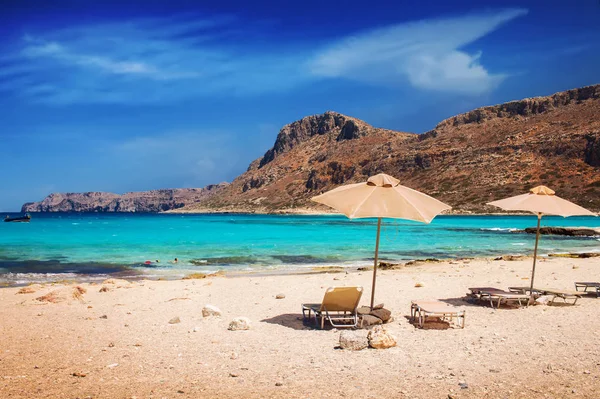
left=1, top=256, right=599, bottom=398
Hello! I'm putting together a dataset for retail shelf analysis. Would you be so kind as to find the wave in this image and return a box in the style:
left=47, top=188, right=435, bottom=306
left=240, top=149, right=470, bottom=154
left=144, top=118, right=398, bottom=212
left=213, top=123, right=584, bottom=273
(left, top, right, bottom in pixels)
left=480, top=227, right=519, bottom=232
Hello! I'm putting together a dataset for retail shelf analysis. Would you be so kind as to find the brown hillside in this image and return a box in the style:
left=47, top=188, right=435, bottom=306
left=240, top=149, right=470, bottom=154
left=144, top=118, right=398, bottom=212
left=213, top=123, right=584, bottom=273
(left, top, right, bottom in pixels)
left=180, top=84, right=600, bottom=214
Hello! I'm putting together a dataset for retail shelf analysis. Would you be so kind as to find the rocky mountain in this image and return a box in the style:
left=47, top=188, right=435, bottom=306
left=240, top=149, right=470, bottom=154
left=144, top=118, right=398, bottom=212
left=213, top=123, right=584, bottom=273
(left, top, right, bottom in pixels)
left=178, top=84, right=600, bottom=214
left=22, top=184, right=228, bottom=213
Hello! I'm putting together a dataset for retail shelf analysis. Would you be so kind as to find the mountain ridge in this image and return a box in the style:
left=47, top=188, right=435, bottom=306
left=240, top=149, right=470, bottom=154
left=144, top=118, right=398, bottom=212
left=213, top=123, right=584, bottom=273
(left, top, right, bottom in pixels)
left=22, top=84, right=600, bottom=214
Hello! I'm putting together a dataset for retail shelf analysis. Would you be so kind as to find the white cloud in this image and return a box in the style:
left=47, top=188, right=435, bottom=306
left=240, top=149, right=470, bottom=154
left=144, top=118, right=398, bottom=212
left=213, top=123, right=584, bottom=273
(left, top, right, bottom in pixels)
left=0, top=9, right=527, bottom=104
left=308, top=8, right=527, bottom=94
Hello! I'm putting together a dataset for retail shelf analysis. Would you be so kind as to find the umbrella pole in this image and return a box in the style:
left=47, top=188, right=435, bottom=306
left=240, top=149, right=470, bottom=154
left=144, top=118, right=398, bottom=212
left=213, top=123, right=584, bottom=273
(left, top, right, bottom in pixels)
left=529, top=213, right=542, bottom=305
left=370, top=218, right=382, bottom=310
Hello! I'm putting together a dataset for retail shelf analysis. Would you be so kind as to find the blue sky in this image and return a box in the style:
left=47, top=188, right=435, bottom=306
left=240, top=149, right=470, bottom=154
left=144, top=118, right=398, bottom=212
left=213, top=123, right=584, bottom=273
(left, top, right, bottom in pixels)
left=1, top=0, right=599, bottom=211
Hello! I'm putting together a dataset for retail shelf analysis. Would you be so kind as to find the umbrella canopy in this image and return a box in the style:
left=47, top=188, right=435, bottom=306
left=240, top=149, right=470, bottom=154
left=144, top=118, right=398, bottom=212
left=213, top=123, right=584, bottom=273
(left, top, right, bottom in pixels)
left=312, top=173, right=452, bottom=309
left=487, top=185, right=596, bottom=302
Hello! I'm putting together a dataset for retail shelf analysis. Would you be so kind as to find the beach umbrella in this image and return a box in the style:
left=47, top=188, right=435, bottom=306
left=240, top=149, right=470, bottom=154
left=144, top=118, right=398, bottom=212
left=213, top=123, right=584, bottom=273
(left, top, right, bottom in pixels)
left=487, top=185, right=596, bottom=303
left=311, top=173, right=452, bottom=309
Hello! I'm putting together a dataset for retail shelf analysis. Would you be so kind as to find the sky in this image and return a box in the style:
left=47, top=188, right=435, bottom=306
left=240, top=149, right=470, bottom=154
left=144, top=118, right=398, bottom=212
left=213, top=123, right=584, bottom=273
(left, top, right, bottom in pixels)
left=1, top=0, right=599, bottom=211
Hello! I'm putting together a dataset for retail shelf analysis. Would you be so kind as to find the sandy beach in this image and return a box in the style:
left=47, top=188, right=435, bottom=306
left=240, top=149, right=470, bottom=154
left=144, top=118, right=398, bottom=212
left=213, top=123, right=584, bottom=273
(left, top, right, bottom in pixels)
left=1, top=256, right=599, bottom=399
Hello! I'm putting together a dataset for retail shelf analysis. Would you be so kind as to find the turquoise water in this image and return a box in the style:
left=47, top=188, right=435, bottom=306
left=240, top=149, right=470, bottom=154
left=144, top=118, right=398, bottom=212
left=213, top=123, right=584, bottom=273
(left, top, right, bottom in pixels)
left=0, top=213, right=598, bottom=285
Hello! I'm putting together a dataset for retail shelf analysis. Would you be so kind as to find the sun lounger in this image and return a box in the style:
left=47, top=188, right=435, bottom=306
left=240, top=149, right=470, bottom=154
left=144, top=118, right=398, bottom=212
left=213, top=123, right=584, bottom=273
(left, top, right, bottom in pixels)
left=509, top=286, right=582, bottom=305
left=301, top=286, right=363, bottom=329
left=410, top=300, right=465, bottom=329
left=469, top=287, right=529, bottom=309
left=575, top=282, right=600, bottom=297
left=467, top=287, right=506, bottom=300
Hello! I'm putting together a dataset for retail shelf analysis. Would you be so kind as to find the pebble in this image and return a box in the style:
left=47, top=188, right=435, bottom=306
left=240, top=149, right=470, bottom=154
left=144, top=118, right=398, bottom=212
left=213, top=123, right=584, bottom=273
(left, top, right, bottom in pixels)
left=192, top=327, right=200, bottom=332
left=107, top=363, right=119, bottom=369
left=275, top=294, right=285, bottom=299
left=169, top=317, right=181, bottom=324
left=275, top=382, right=283, bottom=386
left=230, top=372, right=239, bottom=377
left=72, top=372, right=86, bottom=377
left=99, top=315, right=108, bottom=319
left=108, top=342, right=115, bottom=348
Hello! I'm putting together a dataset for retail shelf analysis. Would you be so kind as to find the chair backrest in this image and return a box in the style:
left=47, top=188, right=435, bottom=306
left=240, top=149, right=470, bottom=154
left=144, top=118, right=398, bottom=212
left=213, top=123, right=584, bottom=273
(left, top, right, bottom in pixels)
left=320, top=286, right=363, bottom=312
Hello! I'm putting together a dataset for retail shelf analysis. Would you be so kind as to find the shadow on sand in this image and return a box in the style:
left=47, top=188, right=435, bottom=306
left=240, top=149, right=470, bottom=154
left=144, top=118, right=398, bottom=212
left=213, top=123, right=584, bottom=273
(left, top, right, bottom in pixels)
left=403, top=315, right=452, bottom=330
left=261, top=313, right=318, bottom=331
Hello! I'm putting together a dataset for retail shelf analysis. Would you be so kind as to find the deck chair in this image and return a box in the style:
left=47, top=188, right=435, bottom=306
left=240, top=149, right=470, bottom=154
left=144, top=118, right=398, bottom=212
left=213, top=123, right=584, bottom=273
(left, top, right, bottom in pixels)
left=410, top=300, right=465, bottom=329
left=301, top=286, right=363, bottom=329
left=470, top=287, right=529, bottom=309
left=575, top=282, right=600, bottom=297
left=510, top=286, right=582, bottom=305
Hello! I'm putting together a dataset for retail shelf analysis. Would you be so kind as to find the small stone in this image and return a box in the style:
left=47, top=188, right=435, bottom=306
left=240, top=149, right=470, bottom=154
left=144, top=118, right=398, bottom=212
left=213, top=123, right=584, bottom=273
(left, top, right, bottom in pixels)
left=99, top=315, right=108, bottom=319
left=367, top=325, right=397, bottom=349
left=360, top=314, right=383, bottom=327
left=370, top=308, right=392, bottom=323
left=229, top=372, right=239, bottom=377
left=373, top=303, right=384, bottom=310
left=72, top=372, right=86, bottom=377
left=202, top=305, right=222, bottom=317
left=275, top=382, right=283, bottom=387
left=169, top=317, right=181, bottom=324
left=107, top=363, right=119, bottom=369
left=99, top=286, right=110, bottom=293
left=535, top=295, right=552, bottom=305
left=415, top=282, right=424, bottom=288
left=108, top=342, right=115, bottom=348
left=583, top=370, right=590, bottom=374
left=458, top=381, right=468, bottom=389
left=339, top=331, right=368, bottom=351
left=333, top=277, right=340, bottom=280
left=275, top=294, right=285, bottom=299
left=230, top=352, right=239, bottom=360
left=177, top=390, right=184, bottom=394
left=228, top=317, right=251, bottom=331
left=192, top=327, right=200, bottom=332
left=357, top=306, right=372, bottom=315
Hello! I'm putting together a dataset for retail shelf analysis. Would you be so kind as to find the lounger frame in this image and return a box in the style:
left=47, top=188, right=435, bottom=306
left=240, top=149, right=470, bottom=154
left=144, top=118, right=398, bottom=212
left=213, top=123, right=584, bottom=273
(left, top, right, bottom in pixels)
left=468, top=287, right=529, bottom=309
left=302, top=305, right=359, bottom=329
left=410, top=301, right=465, bottom=329
left=509, top=286, right=582, bottom=305
left=301, top=286, right=363, bottom=329
left=575, top=282, right=600, bottom=298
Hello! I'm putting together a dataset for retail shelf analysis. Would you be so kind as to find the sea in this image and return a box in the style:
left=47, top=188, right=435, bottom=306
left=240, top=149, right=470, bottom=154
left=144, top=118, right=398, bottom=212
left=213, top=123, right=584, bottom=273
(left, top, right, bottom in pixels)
left=1, top=213, right=599, bottom=286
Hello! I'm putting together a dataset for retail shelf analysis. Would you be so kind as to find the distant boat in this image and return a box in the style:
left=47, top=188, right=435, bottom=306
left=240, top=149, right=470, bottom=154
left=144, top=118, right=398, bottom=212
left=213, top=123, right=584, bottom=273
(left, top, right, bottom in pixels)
left=4, top=214, right=31, bottom=223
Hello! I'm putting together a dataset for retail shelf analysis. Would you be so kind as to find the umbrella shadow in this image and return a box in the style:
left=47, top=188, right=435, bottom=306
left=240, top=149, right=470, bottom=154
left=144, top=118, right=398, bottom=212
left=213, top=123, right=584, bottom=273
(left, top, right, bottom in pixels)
left=438, top=297, right=480, bottom=308
left=261, top=313, right=319, bottom=331
left=402, top=315, right=451, bottom=330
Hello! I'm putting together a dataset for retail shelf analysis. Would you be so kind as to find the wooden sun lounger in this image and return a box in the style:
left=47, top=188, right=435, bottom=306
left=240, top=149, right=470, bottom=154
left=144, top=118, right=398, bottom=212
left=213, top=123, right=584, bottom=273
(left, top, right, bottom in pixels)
left=469, top=287, right=529, bottom=309
left=302, top=286, right=363, bottom=329
left=575, top=282, right=600, bottom=297
left=509, top=286, right=582, bottom=305
left=410, top=300, right=465, bottom=329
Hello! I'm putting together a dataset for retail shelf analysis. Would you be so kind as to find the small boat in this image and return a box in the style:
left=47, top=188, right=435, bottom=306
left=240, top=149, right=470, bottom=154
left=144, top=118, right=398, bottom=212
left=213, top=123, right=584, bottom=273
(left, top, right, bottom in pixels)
left=4, top=213, right=31, bottom=223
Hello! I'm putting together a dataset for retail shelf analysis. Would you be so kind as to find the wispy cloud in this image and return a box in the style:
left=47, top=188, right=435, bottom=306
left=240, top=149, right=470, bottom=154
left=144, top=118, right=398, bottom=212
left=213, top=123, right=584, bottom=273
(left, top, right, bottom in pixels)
left=0, top=9, right=527, bottom=104
left=309, top=8, right=528, bottom=94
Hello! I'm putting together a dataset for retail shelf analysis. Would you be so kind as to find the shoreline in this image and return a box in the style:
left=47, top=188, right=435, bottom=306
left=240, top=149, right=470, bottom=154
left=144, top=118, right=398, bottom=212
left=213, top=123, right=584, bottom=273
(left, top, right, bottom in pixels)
left=6, top=209, right=599, bottom=216
left=2, top=251, right=599, bottom=288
